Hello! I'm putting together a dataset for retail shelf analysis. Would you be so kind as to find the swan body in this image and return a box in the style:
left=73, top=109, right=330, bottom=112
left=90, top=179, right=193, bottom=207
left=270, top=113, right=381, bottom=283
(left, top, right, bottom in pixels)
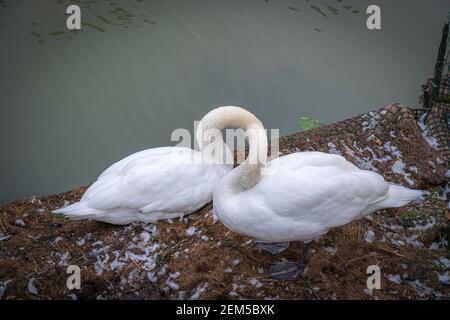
left=214, top=151, right=423, bottom=243
left=212, top=107, right=423, bottom=279
left=55, top=147, right=230, bottom=224
left=53, top=106, right=258, bottom=225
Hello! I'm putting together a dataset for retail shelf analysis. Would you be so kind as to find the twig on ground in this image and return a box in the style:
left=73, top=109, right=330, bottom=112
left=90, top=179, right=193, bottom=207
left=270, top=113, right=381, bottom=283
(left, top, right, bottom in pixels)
left=305, top=279, right=320, bottom=300
left=0, top=217, right=9, bottom=235
left=373, top=247, right=405, bottom=258
left=130, top=256, right=146, bottom=271
left=343, top=254, right=374, bottom=267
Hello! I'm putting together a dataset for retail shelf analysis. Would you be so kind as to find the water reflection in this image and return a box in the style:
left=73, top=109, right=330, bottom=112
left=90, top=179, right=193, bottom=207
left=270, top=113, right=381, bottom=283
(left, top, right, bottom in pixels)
left=0, top=0, right=448, bottom=204
left=0, top=0, right=367, bottom=46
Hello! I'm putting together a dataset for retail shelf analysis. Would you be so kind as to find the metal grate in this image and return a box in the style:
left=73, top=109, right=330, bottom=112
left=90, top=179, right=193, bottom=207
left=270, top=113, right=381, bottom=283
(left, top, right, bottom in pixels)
left=420, top=15, right=450, bottom=213
left=420, top=18, right=450, bottom=164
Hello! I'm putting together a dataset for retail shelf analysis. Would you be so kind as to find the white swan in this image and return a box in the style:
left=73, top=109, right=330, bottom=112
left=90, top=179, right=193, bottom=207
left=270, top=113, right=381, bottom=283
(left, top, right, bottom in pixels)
left=53, top=106, right=255, bottom=225
left=213, top=108, right=423, bottom=280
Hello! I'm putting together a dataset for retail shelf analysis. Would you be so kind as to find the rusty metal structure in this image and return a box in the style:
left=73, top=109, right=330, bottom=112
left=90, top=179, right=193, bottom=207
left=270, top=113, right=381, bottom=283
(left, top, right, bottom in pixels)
left=419, top=19, right=450, bottom=163
left=420, top=16, right=450, bottom=218
left=425, top=18, right=450, bottom=215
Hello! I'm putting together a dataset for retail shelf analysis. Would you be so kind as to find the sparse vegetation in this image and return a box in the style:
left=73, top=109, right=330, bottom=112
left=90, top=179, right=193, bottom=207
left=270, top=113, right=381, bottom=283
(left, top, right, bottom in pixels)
left=297, top=117, right=326, bottom=131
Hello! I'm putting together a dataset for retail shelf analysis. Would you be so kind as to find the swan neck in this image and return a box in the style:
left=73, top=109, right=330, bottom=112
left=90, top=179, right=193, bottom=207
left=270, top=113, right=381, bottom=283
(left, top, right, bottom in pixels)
left=216, top=109, right=268, bottom=197
left=196, top=106, right=265, bottom=153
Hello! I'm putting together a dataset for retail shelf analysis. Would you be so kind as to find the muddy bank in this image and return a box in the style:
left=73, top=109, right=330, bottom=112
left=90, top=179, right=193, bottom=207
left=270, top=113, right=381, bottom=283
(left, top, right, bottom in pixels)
left=0, top=104, right=448, bottom=300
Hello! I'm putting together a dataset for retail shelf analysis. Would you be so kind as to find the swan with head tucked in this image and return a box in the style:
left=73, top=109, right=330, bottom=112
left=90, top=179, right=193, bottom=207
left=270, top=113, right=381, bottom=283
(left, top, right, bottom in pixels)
left=53, top=106, right=256, bottom=225
left=212, top=107, right=423, bottom=280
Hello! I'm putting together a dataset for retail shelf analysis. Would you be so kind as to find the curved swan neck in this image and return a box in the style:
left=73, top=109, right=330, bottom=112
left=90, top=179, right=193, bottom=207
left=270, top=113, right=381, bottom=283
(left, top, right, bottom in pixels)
left=196, top=106, right=265, bottom=154
left=245, top=121, right=268, bottom=166
left=209, top=107, right=268, bottom=197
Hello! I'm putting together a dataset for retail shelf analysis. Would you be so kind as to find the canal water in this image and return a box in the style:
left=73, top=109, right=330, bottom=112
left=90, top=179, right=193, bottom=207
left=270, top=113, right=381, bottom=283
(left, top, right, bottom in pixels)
left=0, top=0, right=449, bottom=204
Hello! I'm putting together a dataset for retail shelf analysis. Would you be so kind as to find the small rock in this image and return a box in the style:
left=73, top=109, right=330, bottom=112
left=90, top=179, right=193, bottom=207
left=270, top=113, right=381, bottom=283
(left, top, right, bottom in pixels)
left=185, top=226, right=196, bottom=236
left=363, top=288, right=373, bottom=296
left=27, top=278, right=38, bottom=295
left=248, top=278, right=263, bottom=288
left=364, top=230, right=375, bottom=243
left=15, top=219, right=26, bottom=227
left=437, top=272, right=449, bottom=285
left=325, top=246, right=337, bottom=255
left=388, top=274, right=401, bottom=284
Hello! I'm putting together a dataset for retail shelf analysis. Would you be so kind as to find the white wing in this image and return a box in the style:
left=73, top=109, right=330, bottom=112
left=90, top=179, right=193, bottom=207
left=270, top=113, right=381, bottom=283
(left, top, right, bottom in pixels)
left=226, top=152, right=390, bottom=242
left=269, top=152, right=358, bottom=171
left=80, top=147, right=230, bottom=214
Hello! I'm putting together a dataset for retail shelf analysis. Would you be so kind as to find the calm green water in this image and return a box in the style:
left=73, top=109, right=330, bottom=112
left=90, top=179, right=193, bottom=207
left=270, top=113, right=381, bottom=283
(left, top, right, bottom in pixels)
left=0, top=0, right=449, bottom=204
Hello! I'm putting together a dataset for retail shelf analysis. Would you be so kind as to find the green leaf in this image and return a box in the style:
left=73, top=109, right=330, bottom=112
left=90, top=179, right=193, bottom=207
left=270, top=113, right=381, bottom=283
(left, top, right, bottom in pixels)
left=297, top=117, right=325, bottom=131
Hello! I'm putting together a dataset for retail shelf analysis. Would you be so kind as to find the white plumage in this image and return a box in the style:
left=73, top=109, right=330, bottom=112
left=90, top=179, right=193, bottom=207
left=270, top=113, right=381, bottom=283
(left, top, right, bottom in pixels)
left=212, top=107, right=423, bottom=279
left=54, top=147, right=230, bottom=224
left=52, top=106, right=256, bottom=225
left=214, top=151, right=423, bottom=243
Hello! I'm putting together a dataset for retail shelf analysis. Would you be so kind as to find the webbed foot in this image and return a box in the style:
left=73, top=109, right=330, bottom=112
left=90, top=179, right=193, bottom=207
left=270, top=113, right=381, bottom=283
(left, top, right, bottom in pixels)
left=267, top=241, right=309, bottom=280
left=268, top=261, right=303, bottom=280
left=253, top=240, right=290, bottom=254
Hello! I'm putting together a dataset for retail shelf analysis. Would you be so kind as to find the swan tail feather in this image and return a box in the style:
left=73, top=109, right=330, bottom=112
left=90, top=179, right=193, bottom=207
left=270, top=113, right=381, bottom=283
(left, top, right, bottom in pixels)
left=52, top=202, right=176, bottom=225
left=377, top=185, right=423, bottom=209
left=52, top=201, right=103, bottom=220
